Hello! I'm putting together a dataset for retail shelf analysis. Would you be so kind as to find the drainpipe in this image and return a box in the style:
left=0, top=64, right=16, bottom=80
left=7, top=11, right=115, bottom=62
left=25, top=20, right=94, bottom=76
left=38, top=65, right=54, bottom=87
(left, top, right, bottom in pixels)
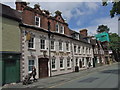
left=71, top=41, right=74, bottom=72
left=92, top=44, right=95, bottom=67
left=48, top=20, right=52, bottom=77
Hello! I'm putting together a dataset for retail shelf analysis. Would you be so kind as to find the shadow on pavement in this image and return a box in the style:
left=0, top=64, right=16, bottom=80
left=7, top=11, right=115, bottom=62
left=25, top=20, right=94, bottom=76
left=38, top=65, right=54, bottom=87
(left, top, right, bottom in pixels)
left=100, top=69, right=120, bottom=75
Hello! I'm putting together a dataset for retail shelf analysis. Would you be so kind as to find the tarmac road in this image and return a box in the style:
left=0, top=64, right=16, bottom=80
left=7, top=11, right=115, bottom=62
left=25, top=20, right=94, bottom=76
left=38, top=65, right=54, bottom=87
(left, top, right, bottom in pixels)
left=2, top=63, right=119, bottom=89
left=49, top=63, right=119, bottom=88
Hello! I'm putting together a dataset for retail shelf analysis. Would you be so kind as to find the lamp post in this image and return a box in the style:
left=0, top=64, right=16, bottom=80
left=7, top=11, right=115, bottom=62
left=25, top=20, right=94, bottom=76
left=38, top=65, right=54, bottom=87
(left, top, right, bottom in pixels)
left=48, top=20, right=52, bottom=77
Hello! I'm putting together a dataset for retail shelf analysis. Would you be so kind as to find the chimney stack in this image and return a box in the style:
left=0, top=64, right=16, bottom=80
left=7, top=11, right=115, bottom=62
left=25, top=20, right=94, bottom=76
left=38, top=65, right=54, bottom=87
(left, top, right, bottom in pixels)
left=15, top=0, right=28, bottom=11
left=79, top=29, right=88, bottom=36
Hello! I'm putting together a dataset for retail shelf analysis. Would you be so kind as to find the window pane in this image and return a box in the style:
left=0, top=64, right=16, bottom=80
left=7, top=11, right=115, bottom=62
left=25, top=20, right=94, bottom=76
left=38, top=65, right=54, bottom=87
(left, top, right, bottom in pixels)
left=67, top=59, right=70, bottom=67
left=78, top=46, right=80, bottom=53
left=52, top=59, right=55, bottom=69
left=56, top=24, right=59, bottom=32
left=51, top=41, right=54, bottom=50
left=60, top=59, right=63, bottom=68
left=66, top=43, right=69, bottom=51
left=59, top=42, right=62, bottom=50
left=35, top=16, right=40, bottom=26
left=74, top=45, right=76, bottom=53
left=28, top=60, right=34, bottom=71
left=36, top=17, right=39, bottom=21
left=28, top=37, right=34, bottom=48
left=41, top=39, right=45, bottom=49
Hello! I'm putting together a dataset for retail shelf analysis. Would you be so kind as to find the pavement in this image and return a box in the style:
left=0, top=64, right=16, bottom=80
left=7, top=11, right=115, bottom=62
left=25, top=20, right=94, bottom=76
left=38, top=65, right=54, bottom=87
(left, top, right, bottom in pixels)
left=1, top=62, right=119, bottom=89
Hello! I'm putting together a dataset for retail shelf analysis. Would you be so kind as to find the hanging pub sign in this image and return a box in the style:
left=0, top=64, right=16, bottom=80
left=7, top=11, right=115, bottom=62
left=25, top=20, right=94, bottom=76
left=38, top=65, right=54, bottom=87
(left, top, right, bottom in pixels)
left=26, top=32, right=31, bottom=41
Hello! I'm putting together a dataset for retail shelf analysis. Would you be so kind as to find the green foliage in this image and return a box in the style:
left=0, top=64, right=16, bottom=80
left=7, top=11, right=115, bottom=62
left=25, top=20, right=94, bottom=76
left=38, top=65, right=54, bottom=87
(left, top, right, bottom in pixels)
left=102, top=0, right=120, bottom=18
left=97, top=25, right=110, bottom=33
left=110, top=1, right=120, bottom=18
left=109, top=33, right=120, bottom=50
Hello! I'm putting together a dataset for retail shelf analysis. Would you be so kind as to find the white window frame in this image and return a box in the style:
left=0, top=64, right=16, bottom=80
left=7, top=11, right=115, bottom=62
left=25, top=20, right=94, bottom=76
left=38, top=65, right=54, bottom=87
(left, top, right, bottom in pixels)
left=40, top=39, right=46, bottom=50
left=28, top=59, right=35, bottom=72
left=60, top=58, right=64, bottom=69
left=59, top=25, right=64, bottom=34
left=86, top=48, right=87, bottom=54
left=62, top=26, right=64, bottom=34
left=89, top=48, right=91, bottom=54
left=74, top=45, right=77, bottom=53
left=86, top=48, right=88, bottom=54
left=55, top=23, right=64, bottom=34
left=80, top=46, right=82, bottom=54
left=59, top=41, right=63, bottom=51
left=82, top=58, right=85, bottom=66
left=67, top=58, right=71, bottom=68
left=83, top=47, right=85, bottom=54
left=75, top=34, right=79, bottom=40
left=51, top=58, right=56, bottom=70
left=76, top=58, right=78, bottom=66
left=51, top=40, right=55, bottom=50
left=66, top=43, right=70, bottom=52
left=28, top=36, right=35, bottom=49
left=35, top=16, right=40, bottom=27
left=56, top=23, right=59, bottom=33
left=78, top=46, right=81, bottom=54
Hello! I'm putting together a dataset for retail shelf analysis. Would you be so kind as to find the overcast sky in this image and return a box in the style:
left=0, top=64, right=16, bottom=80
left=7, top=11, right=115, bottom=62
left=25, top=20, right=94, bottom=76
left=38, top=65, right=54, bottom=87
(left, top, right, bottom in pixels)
left=2, top=0, right=119, bottom=35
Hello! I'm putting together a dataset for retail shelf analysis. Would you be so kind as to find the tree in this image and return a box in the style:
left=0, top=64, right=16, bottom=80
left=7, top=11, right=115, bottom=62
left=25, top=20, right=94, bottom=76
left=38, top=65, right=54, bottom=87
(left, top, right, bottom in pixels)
left=109, top=33, right=120, bottom=62
left=97, top=25, right=110, bottom=33
left=102, top=0, right=120, bottom=18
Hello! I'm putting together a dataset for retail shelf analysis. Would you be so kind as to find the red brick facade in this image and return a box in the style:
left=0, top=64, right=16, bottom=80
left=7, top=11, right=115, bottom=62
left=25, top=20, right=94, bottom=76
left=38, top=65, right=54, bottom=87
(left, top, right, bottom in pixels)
left=16, top=2, right=70, bottom=36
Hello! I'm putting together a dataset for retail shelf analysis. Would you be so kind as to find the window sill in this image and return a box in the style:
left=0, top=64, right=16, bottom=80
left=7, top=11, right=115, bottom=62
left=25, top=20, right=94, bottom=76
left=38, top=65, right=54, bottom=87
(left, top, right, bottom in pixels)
left=28, top=48, right=36, bottom=51
left=66, top=51, right=70, bottom=53
left=51, top=50, right=56, bottom=52
left=40, top=49, right=47, bottom=52
left=67, top=68, right=71, bottom=70
left=35, top=25, right=40, bottom=27
left=52, top=69, right=57, bottom=72
left=60, top=68, right=65, bottom=71
left=59, top=50, right=64, bottom=52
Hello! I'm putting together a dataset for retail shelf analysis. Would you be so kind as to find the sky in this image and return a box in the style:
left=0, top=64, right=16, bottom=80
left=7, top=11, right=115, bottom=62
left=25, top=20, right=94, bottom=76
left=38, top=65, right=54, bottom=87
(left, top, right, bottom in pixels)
left=2, top=0, right=119, bottom=36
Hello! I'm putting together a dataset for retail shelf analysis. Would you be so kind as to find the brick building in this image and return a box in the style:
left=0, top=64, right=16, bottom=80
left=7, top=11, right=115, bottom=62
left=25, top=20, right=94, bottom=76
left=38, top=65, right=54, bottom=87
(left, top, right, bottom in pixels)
left=15, top=1, right=94, bottom=81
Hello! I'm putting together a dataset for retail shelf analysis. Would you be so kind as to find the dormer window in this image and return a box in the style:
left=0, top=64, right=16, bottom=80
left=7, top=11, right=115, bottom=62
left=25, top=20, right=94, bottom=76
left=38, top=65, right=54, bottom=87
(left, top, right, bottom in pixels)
left=74, top=33, right=79, bottom=40
left=35, top=16, right=40, bottom=27
left=55, top=23, right=64, bottom=34
left=60, top=25, right=64, bottom=34
left=56, top=24, right=59, bottom=33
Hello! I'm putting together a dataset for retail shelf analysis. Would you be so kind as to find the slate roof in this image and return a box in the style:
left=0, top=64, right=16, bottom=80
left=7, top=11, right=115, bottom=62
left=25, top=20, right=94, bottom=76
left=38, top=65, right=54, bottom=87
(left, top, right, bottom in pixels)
left=0, top=3, right=21, bottom=21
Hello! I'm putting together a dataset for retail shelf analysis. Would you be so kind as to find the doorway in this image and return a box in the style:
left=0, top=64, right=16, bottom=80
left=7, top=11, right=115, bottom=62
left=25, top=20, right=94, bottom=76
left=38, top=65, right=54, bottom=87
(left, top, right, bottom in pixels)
left=38, top=58, right=48, bottom=78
